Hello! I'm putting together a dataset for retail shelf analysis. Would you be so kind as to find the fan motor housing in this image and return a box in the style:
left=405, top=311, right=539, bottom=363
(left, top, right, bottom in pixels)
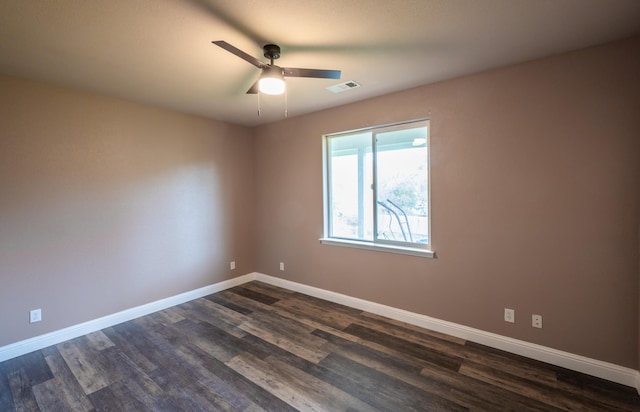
left=263, top=44, right=281, bottom=60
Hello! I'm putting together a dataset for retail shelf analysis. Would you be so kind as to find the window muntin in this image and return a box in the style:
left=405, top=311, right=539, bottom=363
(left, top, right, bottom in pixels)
left=324, top=120, right=430, bottom=251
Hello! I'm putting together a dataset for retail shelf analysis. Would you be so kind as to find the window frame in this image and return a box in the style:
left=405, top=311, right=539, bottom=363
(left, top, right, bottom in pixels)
left=321, top=119, right=434, bottom=258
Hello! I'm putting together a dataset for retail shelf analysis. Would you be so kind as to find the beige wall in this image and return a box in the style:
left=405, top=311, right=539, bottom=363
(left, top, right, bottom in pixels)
left=0, top=76, right=255, bottom=347
left=253, top=37, right=640, bottom=368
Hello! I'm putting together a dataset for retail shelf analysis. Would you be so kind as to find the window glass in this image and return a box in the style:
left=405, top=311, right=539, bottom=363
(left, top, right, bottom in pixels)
left=325, top=120, right=430, bottom=250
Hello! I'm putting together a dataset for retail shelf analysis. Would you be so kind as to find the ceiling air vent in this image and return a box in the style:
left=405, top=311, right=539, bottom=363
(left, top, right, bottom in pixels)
left=326, top=80, right=361, bottom=94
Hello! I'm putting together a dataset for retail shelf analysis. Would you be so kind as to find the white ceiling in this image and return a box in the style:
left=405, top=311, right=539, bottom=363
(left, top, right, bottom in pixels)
left=1, top=0, right=639, bottom=126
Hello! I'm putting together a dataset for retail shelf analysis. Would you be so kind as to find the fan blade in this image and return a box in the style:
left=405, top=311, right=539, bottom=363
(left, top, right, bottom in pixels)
left=246, top=78, right=259, bottom=94
left=212, top=40, right=267, bottom=69
left=283, top=67, right=341, bottom=79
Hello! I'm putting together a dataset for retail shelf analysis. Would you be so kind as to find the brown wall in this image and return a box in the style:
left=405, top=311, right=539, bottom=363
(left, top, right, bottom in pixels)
left=0, top=76, right=255, bottom=347
left=253, top=37, right=640, bottom=368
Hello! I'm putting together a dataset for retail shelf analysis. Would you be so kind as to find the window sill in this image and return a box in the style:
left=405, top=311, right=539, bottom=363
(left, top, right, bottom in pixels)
left=319, top=238, right=435, bottom=258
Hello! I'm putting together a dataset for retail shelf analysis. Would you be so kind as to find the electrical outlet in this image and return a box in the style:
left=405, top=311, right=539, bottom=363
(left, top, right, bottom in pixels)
left=230, top=261, right=236, bottom=270
left=532, top=314, right=543, bottom=328
left=279, top=262, right=284, bottom=271
left=504, top=308, right=515, bottom=323
left=30, top=309, right=42, bottom=323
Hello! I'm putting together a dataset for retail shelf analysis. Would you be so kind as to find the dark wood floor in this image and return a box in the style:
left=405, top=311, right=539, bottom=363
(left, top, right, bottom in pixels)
left=1, top=281, right=639, bottom=411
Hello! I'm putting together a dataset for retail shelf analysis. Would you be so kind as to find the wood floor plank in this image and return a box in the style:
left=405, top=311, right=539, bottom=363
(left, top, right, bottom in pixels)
left=239, top=310, right=330, bottom=364
left=88, top=383, right=150, bottom=412
left=56, top=336, right=116, bottom=395
left=0, top=362, right=15, bottom=411
left=204, top=293, right=254, bottom=315
left=38, top=348, right=94, bottom=411
left=109, top=319, right=213, bottom=403
left=354, top=314, right=468, bottom=352
left=146, top=306, right=185, bottom=326
left=7, top=367, right=39, bottom=412
left=85, top=330, right=115, bottom=352
left=221, top=288, right=350, bottom=342
left=175, top=297, right=248, bottom=338
left=459, top=361, right=620, bottom=412
left=16, top=351, right=54, bottom=387
left=99, top=345, right=163, bottom=392
left=162, top=378, right=241, bottom=412
left=145, top=328, right=287, bottom=411
left=166, top=339, right=264, bottom=410
left=170, top=318, right=244, bottom=363
left=219, top=289, right=278, bottom=314
left=273, top=293, right=359, bottom=330
left=314, top=328, right=554, bottom=412
left=175, top=337, right=297, bottom=412
left=344, top=323, right=463, bottom=371
left=265, top=353, right=382, bottom=412
left=227, top=352, right=375, bottom=412
left=356, top=315, right=558, bottom=389
left=319, top=352, right=468, bottom=412
left=317, top=328, right=472, bottom=403
left=197, top=295, right=251, bottom=326
left=554, top=368, right=640, bottom=411
left=245, top=329, right=472, bottom=412
left=351, top=315, right=490, bottom=371
left=229, top=285, right=281, bottom=305
left=360, top=311, right=467, bottom=345
left=118, top=323, right=209, bottom=391
left=1, top=350, right=54, bottom=412
left=270, top=304, right=362, bottom=343
left=101, top=326, right=158, bottom=375
left=242, top=280, right=297, bottom=301
left=289, top=292, right=365, bottom=319
left=32, top=378, right=80, bottom=412
left=460, top=344, right=559, bottom=387
left=130, top=314, right=278, bottom=412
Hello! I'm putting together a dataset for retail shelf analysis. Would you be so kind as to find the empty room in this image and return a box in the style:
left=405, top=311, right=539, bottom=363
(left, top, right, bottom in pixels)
left=1, top=1, right=639, bottom=410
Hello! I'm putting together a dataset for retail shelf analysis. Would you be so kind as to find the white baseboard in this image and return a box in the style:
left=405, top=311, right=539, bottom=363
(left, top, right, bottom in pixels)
left=255, top=273, right=640, bottom=393
left=2, top=271, right=638, bottom=395
left=0, top=273, right=257, bottom=363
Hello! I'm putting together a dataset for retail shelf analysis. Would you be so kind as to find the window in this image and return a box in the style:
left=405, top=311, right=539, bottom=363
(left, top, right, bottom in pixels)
left=322, top=119, right=432, bottom=257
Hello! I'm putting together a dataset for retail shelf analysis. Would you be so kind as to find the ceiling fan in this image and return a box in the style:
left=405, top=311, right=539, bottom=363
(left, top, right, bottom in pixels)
left=212, top=41, right=341, bottom=95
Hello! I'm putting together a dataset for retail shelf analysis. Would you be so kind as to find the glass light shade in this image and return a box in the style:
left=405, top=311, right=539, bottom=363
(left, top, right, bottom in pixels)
left=259, top=67, right=285, bottom=95
left=259, top=77, right=285, bottom=95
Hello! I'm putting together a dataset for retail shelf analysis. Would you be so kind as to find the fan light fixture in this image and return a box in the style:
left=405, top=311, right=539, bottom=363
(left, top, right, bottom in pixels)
left=212, top=41, right=341, bottom=97
left=259, top=66, right=285, bottom=95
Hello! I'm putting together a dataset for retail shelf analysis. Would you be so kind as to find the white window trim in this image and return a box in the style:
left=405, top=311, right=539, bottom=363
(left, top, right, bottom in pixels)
left=319, top=237, right=435, bottom=258
left=321, top=119, right=434, bottom=258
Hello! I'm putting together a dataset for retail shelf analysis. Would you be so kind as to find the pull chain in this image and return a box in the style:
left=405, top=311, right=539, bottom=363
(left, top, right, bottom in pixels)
left=256, top=87, right=289, bottom=118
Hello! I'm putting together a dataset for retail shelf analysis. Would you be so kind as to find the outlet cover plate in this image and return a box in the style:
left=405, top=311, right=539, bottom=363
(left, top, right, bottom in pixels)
left=532, top=314, right=543, bottom=328
left=30, top=309, right=42, bottom=323
left=504, top=308, right=515, bottom=323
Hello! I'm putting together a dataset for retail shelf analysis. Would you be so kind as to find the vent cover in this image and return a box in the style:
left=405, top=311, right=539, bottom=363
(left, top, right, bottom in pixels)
left=326, top=80, right=361, bottom=94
